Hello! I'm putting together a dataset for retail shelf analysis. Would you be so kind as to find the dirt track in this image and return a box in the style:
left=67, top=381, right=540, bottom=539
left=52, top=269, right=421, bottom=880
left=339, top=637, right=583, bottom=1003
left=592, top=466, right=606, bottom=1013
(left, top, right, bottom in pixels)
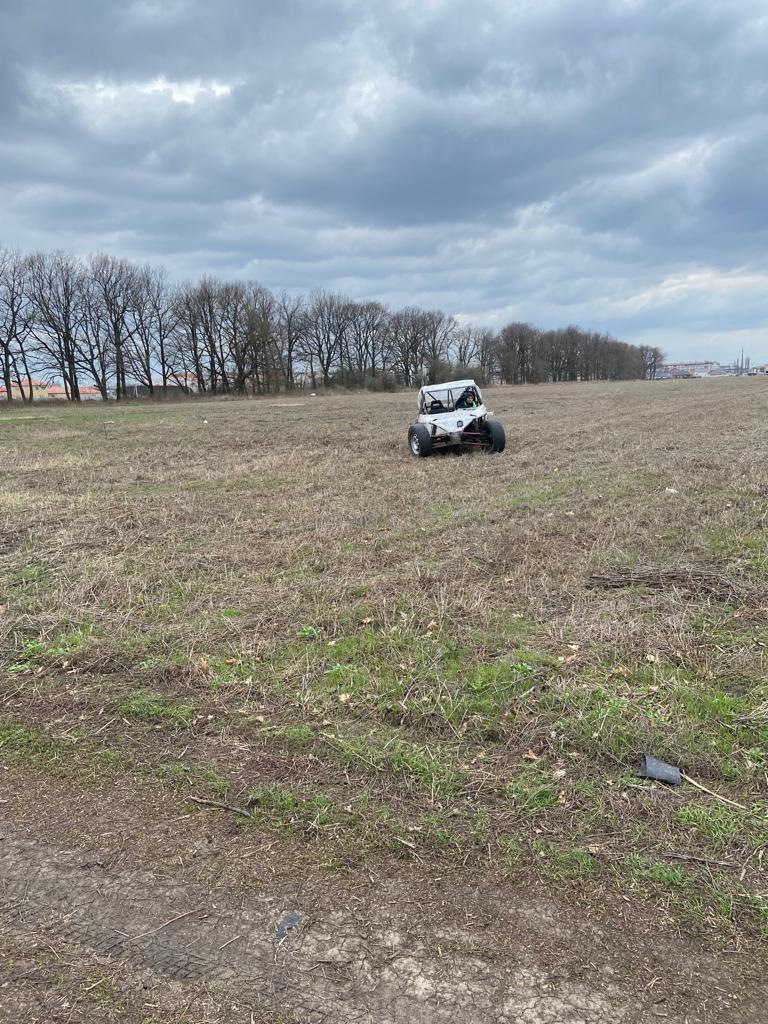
left=0, top=815, right=763, bottom=1023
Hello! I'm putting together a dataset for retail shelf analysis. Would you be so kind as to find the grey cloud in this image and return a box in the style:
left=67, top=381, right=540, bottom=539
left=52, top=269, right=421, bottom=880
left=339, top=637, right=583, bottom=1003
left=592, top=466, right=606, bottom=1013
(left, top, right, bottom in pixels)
left=2, top=0, right=768, bottom=361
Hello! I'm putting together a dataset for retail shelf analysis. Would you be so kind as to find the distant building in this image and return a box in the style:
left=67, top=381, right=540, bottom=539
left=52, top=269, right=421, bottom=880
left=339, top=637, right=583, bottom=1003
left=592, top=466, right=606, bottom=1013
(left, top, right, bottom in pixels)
left=170, top=372, right=201, bottom=393
left=122, top=373, right=203, bottom=397
left=0, top=378, right=50, bottom=399
left=123, top=381, right=185, bottom=398
left=661, top=361, right=721, bottom=377
left=47, top=385, right=104, bottom=400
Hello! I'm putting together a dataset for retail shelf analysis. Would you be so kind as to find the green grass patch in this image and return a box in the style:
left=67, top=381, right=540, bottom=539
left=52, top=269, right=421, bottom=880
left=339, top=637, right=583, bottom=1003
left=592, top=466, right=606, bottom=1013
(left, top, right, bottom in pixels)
left=506, top=767, right=558, bottom=813
left=279, top=624, right=554, bottom=737
left=155, top=760, right=231, bottom=795
left=631, top=857, right=692, bottom=888
left=551, top=661, right=768, bottom=778
left=676, top=802, right=744, bottom=848
left=501, top=835, right=525, bottom=869
left=8, top=623, right=100, bottom=671
left=120, top=691, right=197, bottom=727
left=246, top=785, right=345, bottom=832
left=136, top=649, right=191, bottom=673
left=326, top=730, right=467, bottom=797
left=297, top=624, right=321, bottom=639
left=206, top=653, right=263, bottom=688
left=707, top=527, right=768, bottom=575
left=533, top=842, right=597, bottom=880
left=0, top=720, right=131, bottom=780
left=258, top=720, right=467, bottom=797
left=10, top=562, right=51, bottom=589
left=498, top=473, right=582, bottom=510
left=676, top=801, right=768, bottom=851
left=266, top=723, right=317, bottom=747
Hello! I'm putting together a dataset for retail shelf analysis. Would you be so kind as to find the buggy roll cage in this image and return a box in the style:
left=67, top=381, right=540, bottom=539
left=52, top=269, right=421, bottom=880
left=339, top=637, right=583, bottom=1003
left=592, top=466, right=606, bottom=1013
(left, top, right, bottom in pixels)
left=418, top=384, right=483, bottom=415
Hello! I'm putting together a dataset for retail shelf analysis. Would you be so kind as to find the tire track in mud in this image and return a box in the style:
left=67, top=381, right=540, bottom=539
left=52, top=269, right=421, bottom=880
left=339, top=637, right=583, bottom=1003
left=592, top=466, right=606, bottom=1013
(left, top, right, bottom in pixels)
left=1, top=841, right=246, bottom=982
left=0, top=833, right=741, bottom=1024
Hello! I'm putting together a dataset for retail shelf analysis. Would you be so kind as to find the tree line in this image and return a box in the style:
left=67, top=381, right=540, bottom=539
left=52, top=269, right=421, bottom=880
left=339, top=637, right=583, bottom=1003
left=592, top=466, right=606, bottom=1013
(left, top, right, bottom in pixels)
left=0, top=248, right=663, bottom=401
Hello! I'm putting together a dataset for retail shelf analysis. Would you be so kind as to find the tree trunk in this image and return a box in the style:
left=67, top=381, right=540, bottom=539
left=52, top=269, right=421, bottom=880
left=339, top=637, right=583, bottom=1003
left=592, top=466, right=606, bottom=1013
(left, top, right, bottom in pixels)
left=2, top=349, right=12, bottom=401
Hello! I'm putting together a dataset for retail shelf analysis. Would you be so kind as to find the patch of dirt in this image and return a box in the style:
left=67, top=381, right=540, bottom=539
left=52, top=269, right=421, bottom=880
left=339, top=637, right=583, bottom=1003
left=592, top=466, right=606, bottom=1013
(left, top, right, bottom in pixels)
left=0, top=771, right=765, bottom=1023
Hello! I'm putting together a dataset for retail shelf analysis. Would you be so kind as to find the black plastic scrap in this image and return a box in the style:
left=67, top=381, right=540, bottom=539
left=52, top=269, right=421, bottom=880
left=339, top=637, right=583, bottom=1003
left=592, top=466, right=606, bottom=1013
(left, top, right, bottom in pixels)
left=275, top=910, right=302, bottom=939
left=638, top=753, right=681, bottom=786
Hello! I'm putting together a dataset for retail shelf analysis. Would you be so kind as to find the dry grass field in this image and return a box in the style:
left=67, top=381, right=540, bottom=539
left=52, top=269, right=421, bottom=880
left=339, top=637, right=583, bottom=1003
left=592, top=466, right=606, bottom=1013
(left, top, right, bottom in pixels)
left=1, top=377, right=767, bottom=1022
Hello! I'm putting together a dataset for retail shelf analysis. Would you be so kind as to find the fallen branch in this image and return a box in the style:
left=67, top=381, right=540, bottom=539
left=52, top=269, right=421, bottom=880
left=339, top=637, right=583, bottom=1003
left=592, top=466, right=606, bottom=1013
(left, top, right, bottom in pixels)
left=83, top=977, right=108, bottom=992
left=188, top=795, right=253, bottom=819
left=680, top=772, right=749, bottom=812
left=592, top=847, right=738, bottom=870
left=588, top=563, right=766, bottom=605
left=128, top=906, right=204, bottom=942
left=392, top=836, right=416, bottom=850
left=661, top=851, right=738, bottom=869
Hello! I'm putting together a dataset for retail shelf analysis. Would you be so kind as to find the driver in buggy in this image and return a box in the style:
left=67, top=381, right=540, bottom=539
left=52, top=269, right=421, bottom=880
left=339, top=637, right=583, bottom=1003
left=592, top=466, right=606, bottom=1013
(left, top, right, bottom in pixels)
left=455, top=386, right=480, bottom=410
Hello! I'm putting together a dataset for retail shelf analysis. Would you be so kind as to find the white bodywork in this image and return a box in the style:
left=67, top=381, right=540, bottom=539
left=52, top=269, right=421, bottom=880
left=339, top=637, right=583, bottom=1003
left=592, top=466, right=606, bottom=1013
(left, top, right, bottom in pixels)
left=416, top=379, right=487, bottom=442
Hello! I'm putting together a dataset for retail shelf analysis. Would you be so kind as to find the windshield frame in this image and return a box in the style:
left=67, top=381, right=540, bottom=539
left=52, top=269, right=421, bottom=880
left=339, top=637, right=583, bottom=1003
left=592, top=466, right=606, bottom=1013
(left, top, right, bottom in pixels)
left=419, top=384, right=482, bottom=414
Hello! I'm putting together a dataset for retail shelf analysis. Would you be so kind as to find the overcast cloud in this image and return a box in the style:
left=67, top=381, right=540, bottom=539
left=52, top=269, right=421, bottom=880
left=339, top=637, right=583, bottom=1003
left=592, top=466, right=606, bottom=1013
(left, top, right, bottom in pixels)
left=1, top=0, right=767, bottom=361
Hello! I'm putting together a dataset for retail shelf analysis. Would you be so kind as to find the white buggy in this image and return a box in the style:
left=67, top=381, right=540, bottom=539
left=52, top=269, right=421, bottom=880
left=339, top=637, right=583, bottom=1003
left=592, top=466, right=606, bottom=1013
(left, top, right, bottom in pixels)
left=407, top=379, right=505, bottom=457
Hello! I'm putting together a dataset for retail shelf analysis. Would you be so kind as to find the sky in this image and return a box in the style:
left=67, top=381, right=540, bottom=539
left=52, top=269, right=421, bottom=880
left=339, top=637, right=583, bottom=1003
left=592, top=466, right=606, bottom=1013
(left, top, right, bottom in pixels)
left=1, top=0, right=767, bottom=362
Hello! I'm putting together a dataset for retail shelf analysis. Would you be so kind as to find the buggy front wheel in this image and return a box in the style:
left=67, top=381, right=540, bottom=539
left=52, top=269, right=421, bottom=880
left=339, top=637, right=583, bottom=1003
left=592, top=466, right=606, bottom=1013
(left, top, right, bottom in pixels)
left=408, top=424, right=433, bottom=457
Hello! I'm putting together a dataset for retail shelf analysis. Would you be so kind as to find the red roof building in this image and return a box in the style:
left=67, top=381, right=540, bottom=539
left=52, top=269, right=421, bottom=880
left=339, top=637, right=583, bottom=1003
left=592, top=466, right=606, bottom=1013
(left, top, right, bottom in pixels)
left=0, top=379, right=50, bottom=398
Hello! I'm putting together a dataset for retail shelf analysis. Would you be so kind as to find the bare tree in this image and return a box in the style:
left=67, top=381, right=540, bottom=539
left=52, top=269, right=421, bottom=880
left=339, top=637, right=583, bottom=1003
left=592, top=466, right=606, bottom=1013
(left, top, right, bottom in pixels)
left=126, top=265, right=178, bottom=395
left=78, top=272, right=113, bottom=398
left=497, top=322, right=540, bottom=384
left=6, top=245, right=658, bottom=399
left=343, top=300, right=389, bottom=385
left=475, top=328, right=498, bottom=383
left=27, top=251, right=84, bottom=400
left=275, top=291, right=306, bottom=390
left=196, top=277, right=230, bottom=392
left=0, top=249, right=35, bottom=400
left=171, top=282, right=208, bottom=392
left=454, top=324, right=479, bottom=370
left=422, top=310, right=456, bottom=368
left=388, top=307, right=430, bottom=386
left=217, top=281, right=250, bottom=393
left=302, top=290, right=349, bottom=387
left=89, top=254, right=140, bottom=400
left=639, top=344, right=665, bottom=380
left=245, top=284, right=279, bottom=393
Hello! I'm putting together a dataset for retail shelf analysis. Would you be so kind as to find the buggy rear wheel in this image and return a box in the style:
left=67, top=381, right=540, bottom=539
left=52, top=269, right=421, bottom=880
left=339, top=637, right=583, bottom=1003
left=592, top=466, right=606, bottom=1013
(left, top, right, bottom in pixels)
left=484, top=418, right=506, bottom=453
left=408, top=424, right=433, bottom=457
